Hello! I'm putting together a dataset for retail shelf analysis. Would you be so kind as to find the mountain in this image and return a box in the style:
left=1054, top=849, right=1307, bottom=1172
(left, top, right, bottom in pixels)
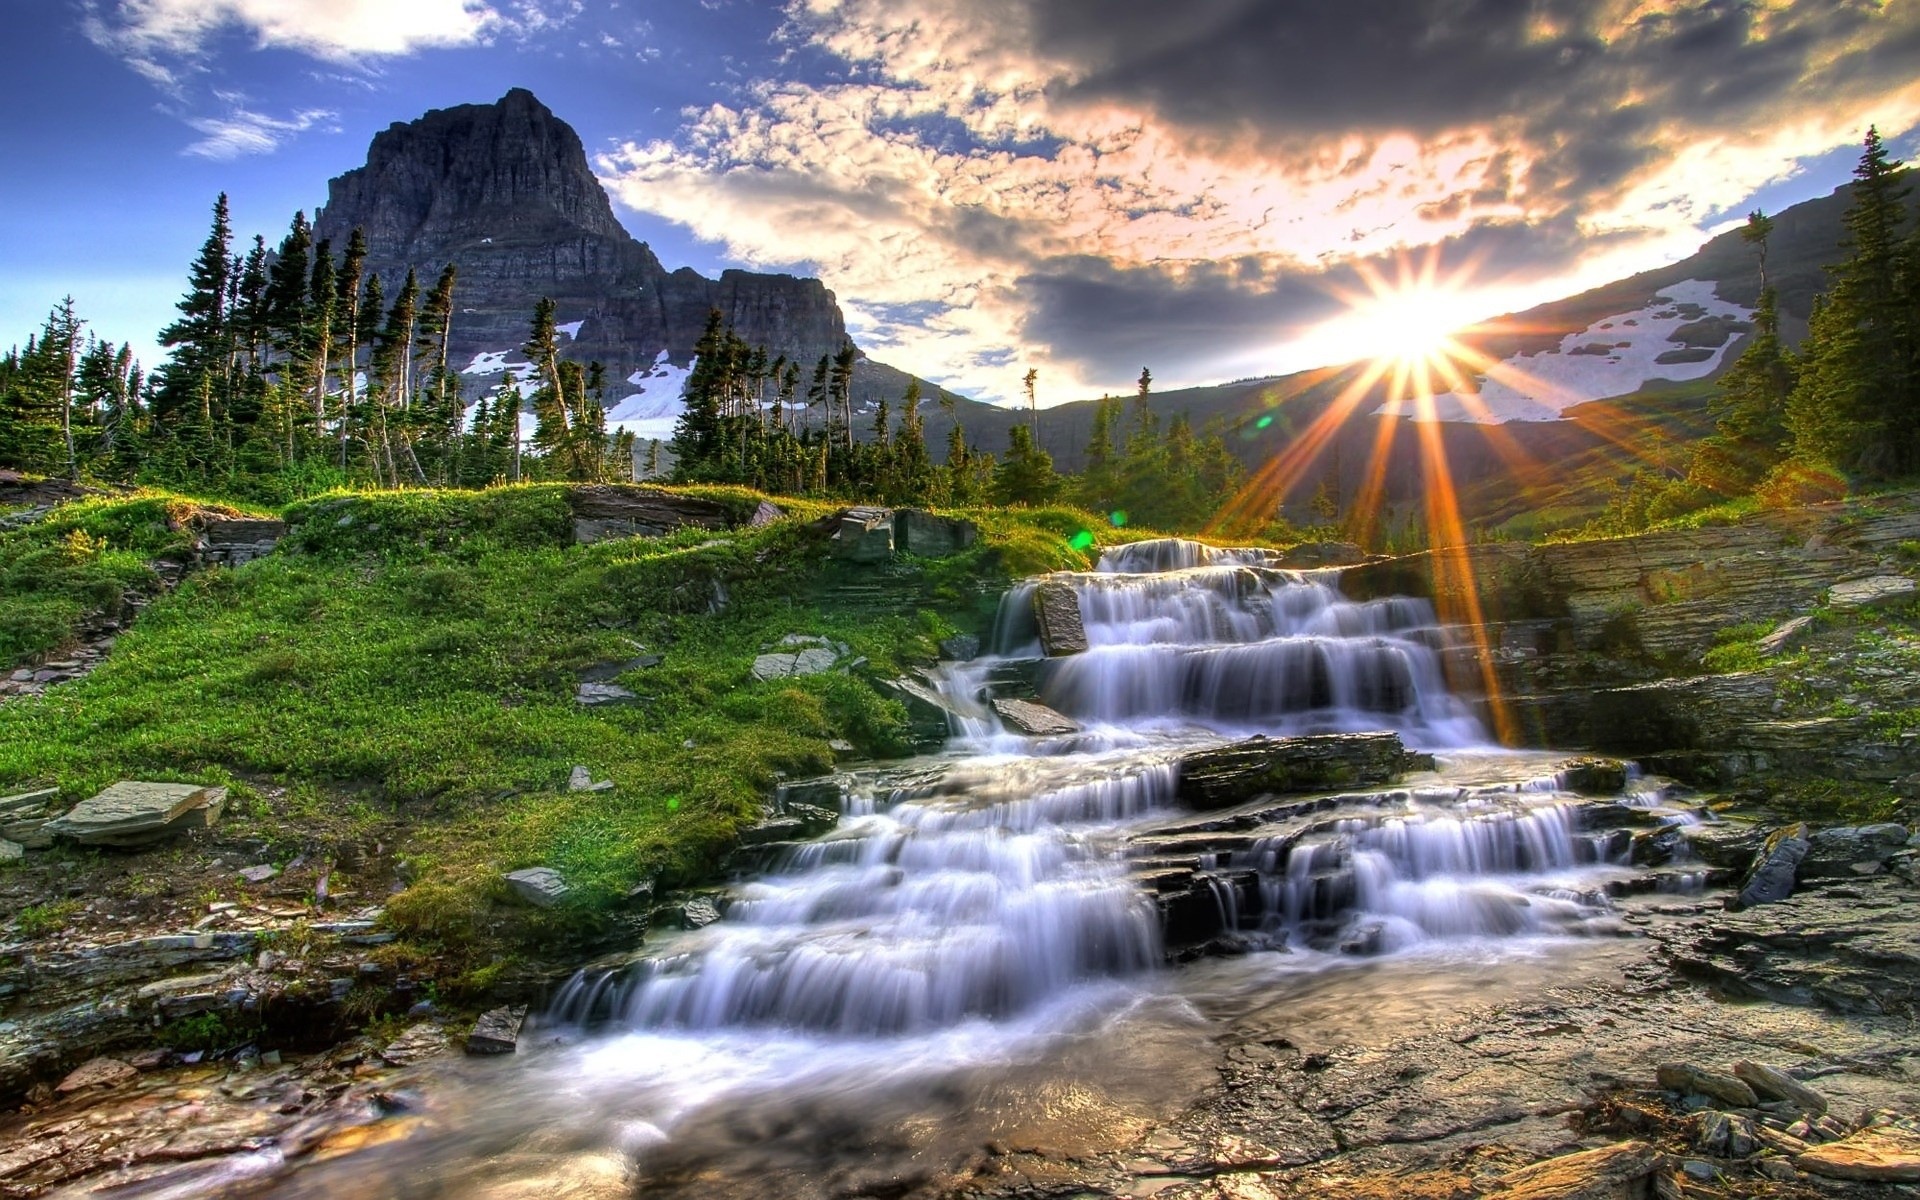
left=312, top=88, right=979, bottom=438
left=940, top=175, right=1916, bottom=539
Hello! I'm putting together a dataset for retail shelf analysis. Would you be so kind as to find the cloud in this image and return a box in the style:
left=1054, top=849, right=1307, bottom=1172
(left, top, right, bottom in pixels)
left=182, top=102, right=338, bottom=159
left=83, top=0, right=505, bottom=67
left=595, top=0, right=1920, bottom=401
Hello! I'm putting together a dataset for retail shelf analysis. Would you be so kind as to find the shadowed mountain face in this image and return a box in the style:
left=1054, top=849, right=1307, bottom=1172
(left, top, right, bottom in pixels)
left=312, top=88, right=863, bottom=402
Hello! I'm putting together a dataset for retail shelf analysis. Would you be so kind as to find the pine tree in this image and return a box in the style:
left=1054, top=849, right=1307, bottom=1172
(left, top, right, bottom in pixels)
left=991, top=423, right=1060, bottom=506
left=1695, top=211, right=1797, bottom=493
left=153, top=194, right=232, bottom=429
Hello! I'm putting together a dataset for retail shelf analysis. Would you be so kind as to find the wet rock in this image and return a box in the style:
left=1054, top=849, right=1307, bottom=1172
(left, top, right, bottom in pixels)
left=680, top=896, right=722, bottom=928
left=938, top=634, right=981, bottom=661
left=1676, top=823, right=1764, bottom=869
left=1795, top=1125, right=1920, bottom=1182
left=575, top=681, right=637, bottom=706
left=466, top=1005, right=527, bottom=1055
left=1560, top=756, right=1629, bottom=794
left=54, top=1056, right=137, bottom=1094
left=1657, top=1063, right=1758, bottom=1108
left=1033, top=579, right=1088, bottom=656
left=826, top=506, right=895, bottom=562
left=1735, top=823, right=1809, bottom=908
left=1828, top=574, right=1916, bottom=611
left=894, top=509, right=977, bottom=557
left=503, top=867, right=569, bottom=908
left=990, top=698, right=1080, bottom=737
left=44, top=781, right=227, bottom=847
left=874, top=676, right=958, bottom=751
left=379, top=1022, right=451, bottom=1065
left=1487, top=1140, right=1659, bottom=1198
left=1176, top=732, right=1408, bottom=810
left=1732, top=1061, right=1828, bottom=1115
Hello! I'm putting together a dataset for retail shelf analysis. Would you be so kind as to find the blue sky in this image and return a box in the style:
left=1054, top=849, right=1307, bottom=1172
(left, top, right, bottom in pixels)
left=4, top=1, right=1919, bottom=403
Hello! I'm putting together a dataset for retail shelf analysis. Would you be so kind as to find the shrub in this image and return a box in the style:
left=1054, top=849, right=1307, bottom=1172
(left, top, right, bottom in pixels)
left=1754, top=459, right=1848, bottom=509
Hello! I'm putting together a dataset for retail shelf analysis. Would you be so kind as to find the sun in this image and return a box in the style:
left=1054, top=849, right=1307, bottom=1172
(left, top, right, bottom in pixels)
left=1364, top=285, right=1470, bottom=369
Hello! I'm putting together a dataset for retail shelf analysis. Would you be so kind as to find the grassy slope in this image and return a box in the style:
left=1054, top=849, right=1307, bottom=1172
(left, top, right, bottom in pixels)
left=0, top=485, right=1135, bottom=978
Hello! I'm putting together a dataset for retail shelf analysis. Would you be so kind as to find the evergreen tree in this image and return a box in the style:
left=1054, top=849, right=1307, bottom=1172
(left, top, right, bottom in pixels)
left=991, top=423, right=1060, bottom=506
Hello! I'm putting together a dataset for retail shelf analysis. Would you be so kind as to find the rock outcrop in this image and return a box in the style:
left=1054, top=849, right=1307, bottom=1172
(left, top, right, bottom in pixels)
left=1175, top=732, right=1411, bottom=809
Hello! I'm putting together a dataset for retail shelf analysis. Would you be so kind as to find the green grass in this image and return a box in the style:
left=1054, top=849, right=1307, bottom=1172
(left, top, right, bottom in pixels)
left=0, top=485, right=1126, bottom=972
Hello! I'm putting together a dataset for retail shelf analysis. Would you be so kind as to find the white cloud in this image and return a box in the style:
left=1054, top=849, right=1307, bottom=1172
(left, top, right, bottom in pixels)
left=84, top=0, right=505, bottom=64
left=182, top=103, right=338, bottom=159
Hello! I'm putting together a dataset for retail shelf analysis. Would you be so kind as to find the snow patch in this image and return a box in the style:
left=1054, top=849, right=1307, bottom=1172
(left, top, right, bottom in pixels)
left=607, top=350, right=693, bottom=439
left=1383, top=279, right=1755, bottom=424
left=557, top=320, right=585, bottom=341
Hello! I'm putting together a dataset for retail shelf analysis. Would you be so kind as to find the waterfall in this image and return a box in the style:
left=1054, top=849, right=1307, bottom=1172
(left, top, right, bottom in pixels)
left=558, top=537, right=1636, bottom=1043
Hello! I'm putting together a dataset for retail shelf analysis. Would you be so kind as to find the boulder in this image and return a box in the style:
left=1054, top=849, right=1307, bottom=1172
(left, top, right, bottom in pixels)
left=1735, top=823, right=1810, bottom=908
left=1802, top=823, right=1910, bottom=878
left=1486, top=1140, right=1659, bottom=1198
left=895, top=509, right=978, bottom=557
left=503, top=867, right=569, bottom=908
left=1177, top=733, right=1408, bottom=810
left=938, top=634, right=981, bottom=661
left=1033, top=580, right=1089, bottom=656
left=1796, top=1126, right=1920, bottom=1182
left=990, top=698, right=1080, bottom=737
left=1657, top=1063, right=1758, bottom=1108
left=1677, top=823, right=1765, bottom=869
left=1559, top=756, right=1629, bottom=795
left=1828, top=575, right=1917, bottom=611
left=827, top=507, right=895, bottom=562
left=874, top=677, right=958, bottom=751
left=44, top=782, right=227, bottom=847
left=465, top=1005, right=527, bottom=1055
left=680, top=896, right=722, bottom=928
left=567, top=485, right=734, bottom=545
left=1732, top=1061, right=1828, bottom=1115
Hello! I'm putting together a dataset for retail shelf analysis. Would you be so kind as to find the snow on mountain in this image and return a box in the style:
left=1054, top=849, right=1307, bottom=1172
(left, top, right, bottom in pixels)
left=607, top=351, right=694, bottom=440
left=1393, top=279, right=1755, bottom=423
left=557, top=320, right=585, bottom=341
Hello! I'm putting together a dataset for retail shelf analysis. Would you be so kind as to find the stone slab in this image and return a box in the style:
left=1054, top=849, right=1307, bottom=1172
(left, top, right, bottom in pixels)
left=45, top=782, right=227, bottom=847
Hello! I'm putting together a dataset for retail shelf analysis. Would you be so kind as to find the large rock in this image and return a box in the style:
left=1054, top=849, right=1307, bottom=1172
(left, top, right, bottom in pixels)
left=1176, top=733, right=1408, bottom=810
left=895, top=509, right=978, bottom=557
left=568, top=485, right=734, bottom=544
left=44, top=782, right=227, bottom=847
left=1735, top=822, right=1810, bottom=908
left=752, top=635, right=851, bottom=680
left=990, top=698, right=1079, bottom=737
left=827, top=507, right=895, bottom=563
left=196, top=517, right=286, bottom=567
left=1656, top=1063, right=1758, bottom=1108
left=1796, top=1126, right=1920, bottom=1182
left=465, top=1005, right=527, bottom=1055
left=1828, top=574, right=1917, bottom=610
left=503, top=867, right=569, bottom=908
left=874, top=677, right=958, bottom=751
left=1486, top=1140, right=1659, bottom=1199
left=1732, top=1061, right=1828, bottom=1115
left=1032, top=580, right=1088, bottom=656
left=1801, top=823, right=1910, bottom=878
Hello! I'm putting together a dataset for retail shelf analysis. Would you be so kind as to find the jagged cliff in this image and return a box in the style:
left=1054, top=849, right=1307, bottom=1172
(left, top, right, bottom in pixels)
left=311, top=89, right=859, bottom=422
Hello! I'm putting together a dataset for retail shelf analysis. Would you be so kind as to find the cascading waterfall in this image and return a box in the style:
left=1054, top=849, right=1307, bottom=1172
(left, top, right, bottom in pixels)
left=555, top=538, right=1663, bottom=1047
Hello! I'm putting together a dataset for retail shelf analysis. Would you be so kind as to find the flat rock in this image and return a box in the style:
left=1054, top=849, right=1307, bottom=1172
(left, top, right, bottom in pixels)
left=44, top=781, right=227, bottom=847
left=1735, top=822, right=1809, bottom=908
left=566, top=485, right=734, bottom=544
left=575, top=681, right=638, bottom=706
left=380, top=1022, right=452, bottom=1065
left=1828, top=574, right=1916, bottom=610
left=990, top=697, right=1080, bottom=737
left=0, top=787, right=59, bottom=817
left=1558, top=756, right=1629, bottom=794
left=1796, top=1125, right=1920, bottom=1182
left=752, top=646, right=841, bottom=680
left=1757, top=613, right=1816, bottom=655
left=827, top=506, right=895, bottom=562
left=1277, top=541, right=1366, bottom=568
left=1732, top=1060, right=1828, bottom=1115
left=1177, top=732, right=1408, bottom=810
left=237, top=864, right=279, bottom=884
left=1487, top=1140, right=1659, bottom=1198
left=465, top=1005, right=527, bottom=1055
left=1657, top=1062, right=1758, bottom=1107
left=504, top=866, right=569, bottom=908
left=55, top=1056, right=137, bottom=1094
left=1033, top=579, right=1088, bottom=656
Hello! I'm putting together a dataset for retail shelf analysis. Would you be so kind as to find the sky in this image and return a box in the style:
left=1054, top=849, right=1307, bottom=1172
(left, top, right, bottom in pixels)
left=3, top=0, right=1919, bottom=405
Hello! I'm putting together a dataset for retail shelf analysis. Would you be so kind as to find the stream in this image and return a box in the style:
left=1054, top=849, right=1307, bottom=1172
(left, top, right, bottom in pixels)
left=40, top=539, right=1791, bottom=1197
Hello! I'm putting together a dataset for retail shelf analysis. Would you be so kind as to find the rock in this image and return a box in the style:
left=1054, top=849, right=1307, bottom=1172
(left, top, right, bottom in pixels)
left=55, top=1057, right=137, bottom=1094
left=1, top=818, right=53, bottom=849
left=1559, top=756, right=1629, bottom=794
left=503, top=866, right=569, bottom=908
left=939, top=634, right=981, bottom=661
left=1032, top=580, right=1088, bottom=656
left=749, top=500, right=783, bottom=527
left=1657, top=1063, right=1759, bottom=1108
left=1487, top=1140, right=1659, bottom=1198
left=894, top=509, right=978, bottom=557
left=827, top=507, right=895, bottom=562
left=1757, top=614, right=1816, bottom=655
left=0, top=786, right=59, bottom=817
left=1796, top=1125, right=1920, bottom=1182
left=44, top=781, right=227, bottom=847
left=465, top=1005, right=527, bottom=1055
left=567, top=485, right=735, bottom=544
left=874, top=677, right=958, bottom=751
left=1802, top=823, right=1910, bottom=879
left=196, top=516, right=286, bottom=567
left=0, top=838, right=21, bottom=864
left=990, top=698, right=1080, bottom=737
left=1677, top=823, right=1765, bottom=869
left=1732, top=1061, right=1828, bottom=1115
left=237, top=864, right=279, bottom=884
left=575, top=681, right=638, bottom=706
left=681, top=896, right=722, bottom=928
left=1679, top=1158, right=1717, bottom=1183
left=1695, top=1109, right=1732, bottom=1155
left=1828, top=574, right=1916, bottom=610
left=1735, top=823, right=1810, bottom=908
left=752, top=646, right=841, bottom=680
left=567, top=765, right=614, bottom=793
left=1177, top=733, right=1408, bottom=810
left=379, top=1022, right=451, bottom=1065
